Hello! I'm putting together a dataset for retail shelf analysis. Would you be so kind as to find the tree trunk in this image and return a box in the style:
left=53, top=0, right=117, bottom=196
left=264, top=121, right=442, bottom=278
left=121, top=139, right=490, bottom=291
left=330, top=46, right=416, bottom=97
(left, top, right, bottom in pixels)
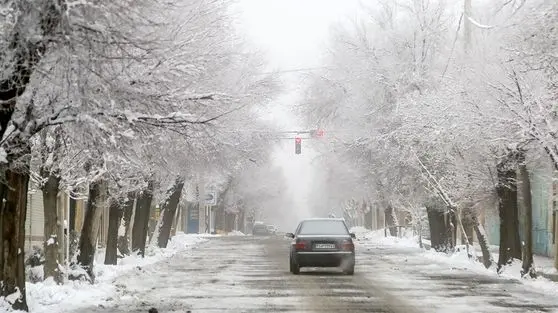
left=447, top=209, right=457, bottom=251
left=238, top=209, right=245, bottom=232
left=69, top=191, right=76, bottom=232
left=117, top=192, right=135, bottom=256
left=496, top=153, right=522, bottom=273
left=42, top=173, right=62, bottom=284
left=104, top=198, right=123, bottom=265
left=384, top=204, right=398, bottom=236
left=426, top=205, right=449, bottom=252
left=0, top=169, right=30, bottom=311
left=76, top=179, right=106, bottom=283
left=171, top=203, right=180, bottom=237
left=364, top=209, right=373, bottom=230
left=132, top=181, right=154, bottom=257
left=0, top=5, right=63, bottom=310
left=461, top=208, right=475, bottom=245
left=68, top=189, right=79, bottom=261
left=555, top=209, right=558, bottom=271
left=519, top=162, right=536, bottom=278
left=0, top=183, right=4, bottom=298
left=181, top=203, right=188, bottom=233
left=472, top=213, right=493, bottom=269
left=157, top=178, right=185, bottom=248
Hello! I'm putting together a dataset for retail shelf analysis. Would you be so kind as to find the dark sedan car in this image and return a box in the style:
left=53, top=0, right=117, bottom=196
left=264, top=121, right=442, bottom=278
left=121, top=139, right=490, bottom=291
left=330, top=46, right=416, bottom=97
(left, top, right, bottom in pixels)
left=286, top=218, right=356, bottom=275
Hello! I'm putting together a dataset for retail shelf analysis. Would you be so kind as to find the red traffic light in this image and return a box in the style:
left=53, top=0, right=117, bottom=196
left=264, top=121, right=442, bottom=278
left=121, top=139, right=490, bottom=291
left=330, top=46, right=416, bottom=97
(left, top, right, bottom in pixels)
left=295, top=137, right=301, bottom=154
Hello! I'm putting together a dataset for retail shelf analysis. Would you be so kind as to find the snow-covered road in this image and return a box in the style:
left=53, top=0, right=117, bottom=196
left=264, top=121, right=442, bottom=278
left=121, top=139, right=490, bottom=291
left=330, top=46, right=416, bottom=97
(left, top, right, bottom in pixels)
left=54, top=236, right=558, bottom=313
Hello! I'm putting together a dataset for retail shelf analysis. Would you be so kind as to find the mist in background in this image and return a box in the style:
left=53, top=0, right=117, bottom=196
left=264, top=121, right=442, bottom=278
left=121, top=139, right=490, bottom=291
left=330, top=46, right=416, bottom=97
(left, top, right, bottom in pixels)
left=236, top=0, right=360, bottom=230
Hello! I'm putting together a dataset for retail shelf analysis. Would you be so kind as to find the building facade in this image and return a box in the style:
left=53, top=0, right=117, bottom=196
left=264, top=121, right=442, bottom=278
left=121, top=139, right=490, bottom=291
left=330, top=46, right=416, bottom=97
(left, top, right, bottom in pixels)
left=482, top=168, right=557, bottom=259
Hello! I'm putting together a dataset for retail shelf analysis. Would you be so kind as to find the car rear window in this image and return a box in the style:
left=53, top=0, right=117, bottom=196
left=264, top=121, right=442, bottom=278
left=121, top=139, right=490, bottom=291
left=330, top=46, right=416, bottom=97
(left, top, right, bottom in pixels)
left=298, top=220, right=348, bottom=235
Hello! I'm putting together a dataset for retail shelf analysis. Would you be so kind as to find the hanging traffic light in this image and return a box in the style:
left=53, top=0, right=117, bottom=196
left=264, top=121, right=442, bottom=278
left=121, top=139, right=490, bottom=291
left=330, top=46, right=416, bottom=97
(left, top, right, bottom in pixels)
left=295, top=137, right=302, bottom=154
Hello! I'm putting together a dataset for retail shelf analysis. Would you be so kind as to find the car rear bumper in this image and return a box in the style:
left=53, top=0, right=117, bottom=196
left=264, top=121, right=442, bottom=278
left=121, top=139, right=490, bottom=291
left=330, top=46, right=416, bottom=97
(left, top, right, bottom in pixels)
left=294, top=251, right=355, bottom=267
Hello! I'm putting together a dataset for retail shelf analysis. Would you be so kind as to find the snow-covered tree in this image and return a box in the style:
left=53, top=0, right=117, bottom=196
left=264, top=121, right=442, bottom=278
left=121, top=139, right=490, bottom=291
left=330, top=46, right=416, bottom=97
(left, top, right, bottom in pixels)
left=0, top=0, right=280, bottom=309
left=299, top=0, right=558, bottom=270
left=299, top=0, right=558, bottom=275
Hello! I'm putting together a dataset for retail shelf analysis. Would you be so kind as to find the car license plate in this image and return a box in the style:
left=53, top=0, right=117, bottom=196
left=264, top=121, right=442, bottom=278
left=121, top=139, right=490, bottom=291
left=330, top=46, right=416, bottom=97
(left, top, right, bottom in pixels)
left=314, top=243, right=336, bottom=249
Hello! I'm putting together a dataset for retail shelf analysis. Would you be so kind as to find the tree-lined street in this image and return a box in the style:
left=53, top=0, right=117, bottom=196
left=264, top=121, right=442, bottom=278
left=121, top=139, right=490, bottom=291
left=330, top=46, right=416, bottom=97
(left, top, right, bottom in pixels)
left=1, top=0, right=558, bottom=311
left=52, top=235, right=558, bottom=313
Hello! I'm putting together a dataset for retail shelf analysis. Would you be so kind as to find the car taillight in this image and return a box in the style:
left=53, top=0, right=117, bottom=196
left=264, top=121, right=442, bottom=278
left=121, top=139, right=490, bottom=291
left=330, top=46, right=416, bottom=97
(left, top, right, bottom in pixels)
left=295, top=240, right=308, bottom=250
left=342, top=240, right=354, bottom=251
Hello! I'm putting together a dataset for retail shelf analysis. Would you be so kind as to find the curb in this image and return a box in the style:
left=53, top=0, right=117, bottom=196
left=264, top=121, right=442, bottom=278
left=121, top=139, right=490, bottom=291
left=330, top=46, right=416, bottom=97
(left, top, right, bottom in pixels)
left=422, top=242, right=558, bottom=281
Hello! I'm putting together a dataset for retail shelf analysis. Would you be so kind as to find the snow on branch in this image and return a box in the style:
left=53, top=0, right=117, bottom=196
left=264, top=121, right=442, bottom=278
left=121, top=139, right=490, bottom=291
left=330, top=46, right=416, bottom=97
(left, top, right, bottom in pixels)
left=412, top=150, right=457, bottom=210
left=466, top=16, right=496, bottom=30
left=1, top=97, right=70, bottom=146
left=42, top=101, right=251, bottom=134
left=183, top=93, right=228, bottom=101
left=465, top=0, right=526, bottom=30
left=100, top=106, right=246, bottom=127
left=115, top=111, right=211, bottom=125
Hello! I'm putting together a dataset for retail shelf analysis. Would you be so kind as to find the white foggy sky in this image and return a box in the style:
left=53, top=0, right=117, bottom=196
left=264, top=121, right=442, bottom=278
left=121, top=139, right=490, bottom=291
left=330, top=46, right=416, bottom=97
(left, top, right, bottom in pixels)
left=237, top=0, right=360, bottom=228
left=238, top=0, right=360, bottom=69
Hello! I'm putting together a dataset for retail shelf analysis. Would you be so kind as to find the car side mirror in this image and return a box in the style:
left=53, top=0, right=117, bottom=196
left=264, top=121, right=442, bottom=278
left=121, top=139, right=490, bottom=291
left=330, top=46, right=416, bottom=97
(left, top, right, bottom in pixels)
left=285, top=232, right=295, bottom=239
left=350, top=233, right=356, bottom=239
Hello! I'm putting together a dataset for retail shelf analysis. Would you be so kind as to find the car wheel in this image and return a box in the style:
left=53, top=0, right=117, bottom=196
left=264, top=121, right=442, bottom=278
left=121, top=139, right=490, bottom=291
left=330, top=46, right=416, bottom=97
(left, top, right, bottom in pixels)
left=343, top=259, right=355, bottom=275
left=344, top=265, right=354, bottom=275
left=290, top=257, right=300, bottom=274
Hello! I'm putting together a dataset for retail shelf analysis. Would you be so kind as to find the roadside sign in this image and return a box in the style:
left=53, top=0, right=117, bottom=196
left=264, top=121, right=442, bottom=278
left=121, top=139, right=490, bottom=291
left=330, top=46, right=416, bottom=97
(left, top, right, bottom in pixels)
left=205, top=191, right=217, bottom=206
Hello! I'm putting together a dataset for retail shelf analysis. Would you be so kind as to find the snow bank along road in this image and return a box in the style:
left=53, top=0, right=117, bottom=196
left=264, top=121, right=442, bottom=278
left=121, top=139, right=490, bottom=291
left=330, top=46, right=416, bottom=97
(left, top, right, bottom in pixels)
left=62, top=236, right=558, bottom=313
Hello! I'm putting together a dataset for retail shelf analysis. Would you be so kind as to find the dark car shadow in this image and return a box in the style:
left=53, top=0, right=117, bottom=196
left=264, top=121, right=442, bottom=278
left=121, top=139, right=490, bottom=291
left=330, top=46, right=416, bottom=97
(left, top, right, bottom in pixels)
left=297, top=268, right=347, bottom=276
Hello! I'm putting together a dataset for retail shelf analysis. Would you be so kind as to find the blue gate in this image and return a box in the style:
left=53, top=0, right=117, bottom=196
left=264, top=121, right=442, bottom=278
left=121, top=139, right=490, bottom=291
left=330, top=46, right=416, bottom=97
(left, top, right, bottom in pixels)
left=485, top=207, right=499, bottom=246
left=186, top=203, right=199, bottom=234
left=531, top=170, right=552, bottom=256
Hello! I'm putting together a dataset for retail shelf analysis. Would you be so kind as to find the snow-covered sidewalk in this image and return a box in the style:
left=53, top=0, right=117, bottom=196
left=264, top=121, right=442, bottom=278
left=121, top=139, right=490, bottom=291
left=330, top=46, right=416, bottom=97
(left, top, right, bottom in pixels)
left=351, top=226, right=558, bottom=295
left=418, top=238, right=558, bottom=278
left=1, top=233, right=208, bottom=313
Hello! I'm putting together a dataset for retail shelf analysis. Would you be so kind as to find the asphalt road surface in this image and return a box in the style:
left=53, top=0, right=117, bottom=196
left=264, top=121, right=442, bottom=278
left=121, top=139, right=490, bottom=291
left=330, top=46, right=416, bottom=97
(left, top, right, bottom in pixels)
left=63, top=235, right=558, bottom=313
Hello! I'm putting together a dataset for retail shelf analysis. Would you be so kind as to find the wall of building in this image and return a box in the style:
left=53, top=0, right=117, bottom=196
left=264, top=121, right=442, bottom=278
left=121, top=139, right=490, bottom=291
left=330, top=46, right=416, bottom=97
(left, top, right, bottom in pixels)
left=25, top=190, right=45, bottom=253
left=481, top=168, right=557, bottom=258
left=530, top=169, right=553, bottom=256
left=24, top=189, right=87, bottom=258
